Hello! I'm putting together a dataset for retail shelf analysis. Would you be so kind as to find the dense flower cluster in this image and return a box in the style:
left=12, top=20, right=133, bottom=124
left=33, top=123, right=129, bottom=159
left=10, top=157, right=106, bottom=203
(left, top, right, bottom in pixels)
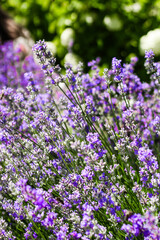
left=0, top=40, right=160, bottom=239
left=0, top=41, right=44, bottom=88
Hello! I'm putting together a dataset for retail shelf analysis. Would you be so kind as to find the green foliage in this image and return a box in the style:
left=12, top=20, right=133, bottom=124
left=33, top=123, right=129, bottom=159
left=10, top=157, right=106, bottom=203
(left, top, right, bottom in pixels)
left=2, top=0, right=160, bottom=76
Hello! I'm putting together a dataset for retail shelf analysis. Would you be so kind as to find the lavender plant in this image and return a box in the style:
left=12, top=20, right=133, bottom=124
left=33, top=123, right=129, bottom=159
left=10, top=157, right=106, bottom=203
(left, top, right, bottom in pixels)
left=0, top=40, right=160, bottom=239
left=0, top=41, right=44, bottom=89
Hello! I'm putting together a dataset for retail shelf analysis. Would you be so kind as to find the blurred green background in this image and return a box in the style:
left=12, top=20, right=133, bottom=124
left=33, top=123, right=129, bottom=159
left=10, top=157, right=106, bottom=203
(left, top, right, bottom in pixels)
left=1, top=0, right=160, bottom=77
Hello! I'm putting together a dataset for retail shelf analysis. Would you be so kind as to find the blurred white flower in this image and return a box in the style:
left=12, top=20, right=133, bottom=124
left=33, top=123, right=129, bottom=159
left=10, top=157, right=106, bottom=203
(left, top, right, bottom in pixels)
left=46, top=41, right=57, bottom=55
left=85, top=15, right=94, bottom=25
left=123, top=3, right=141, bottom=13
left=64, top=19, right=72, bottom=26
left=61, top=28, right=75, bottom=47
left=139, top=29, right=160, bottom=55
left=103, top=15, right=123, bottom=31
left=64, top=53, right=81, bottom=69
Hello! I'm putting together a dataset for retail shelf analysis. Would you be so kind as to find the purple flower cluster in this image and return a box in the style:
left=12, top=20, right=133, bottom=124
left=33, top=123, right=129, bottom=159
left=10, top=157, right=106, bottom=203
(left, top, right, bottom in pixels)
left=0, top=40, right=160, bottom=239
left=121, top=211, right=160, bottom=239
left=0, top=41, right=44, bottom=89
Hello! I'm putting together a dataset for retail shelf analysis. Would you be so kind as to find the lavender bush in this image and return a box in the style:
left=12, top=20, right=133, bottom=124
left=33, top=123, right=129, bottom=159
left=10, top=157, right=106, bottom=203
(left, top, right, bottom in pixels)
left=0, top=40, right=160, bottom=239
